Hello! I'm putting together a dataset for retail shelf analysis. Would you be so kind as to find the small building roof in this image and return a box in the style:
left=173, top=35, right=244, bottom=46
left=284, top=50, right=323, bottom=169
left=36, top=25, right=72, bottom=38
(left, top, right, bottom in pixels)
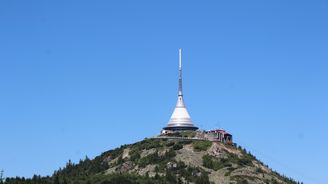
left=206, top=129, right=232, bottom=136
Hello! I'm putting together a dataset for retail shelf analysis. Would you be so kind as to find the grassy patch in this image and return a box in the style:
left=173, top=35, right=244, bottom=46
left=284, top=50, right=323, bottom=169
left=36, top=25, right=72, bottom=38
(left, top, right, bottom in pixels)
left=193, top=141, right=212, bottom=152
left=202, top=154, right=232, bottom=171
left=166, top=131, right=196, bottom=138
left=172, top=142, right=183, bottom=150
left=179, top=131, right=196, bottom=137
left=138, top=148, right=176, bottom=168
left=226, top=152, right=254, bottom=167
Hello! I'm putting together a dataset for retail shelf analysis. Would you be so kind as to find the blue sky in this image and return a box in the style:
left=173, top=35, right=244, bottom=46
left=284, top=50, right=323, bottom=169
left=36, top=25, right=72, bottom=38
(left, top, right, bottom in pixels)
left=0, top=0, right=327, bottom=183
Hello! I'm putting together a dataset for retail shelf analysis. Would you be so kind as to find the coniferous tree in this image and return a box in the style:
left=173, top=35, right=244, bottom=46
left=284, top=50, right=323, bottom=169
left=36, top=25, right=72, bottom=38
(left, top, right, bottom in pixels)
left=0, top=170, right=3, bottom=184
left=62, top=177, right=68, bottom=184
left=53, top=175, right=59, bottom=184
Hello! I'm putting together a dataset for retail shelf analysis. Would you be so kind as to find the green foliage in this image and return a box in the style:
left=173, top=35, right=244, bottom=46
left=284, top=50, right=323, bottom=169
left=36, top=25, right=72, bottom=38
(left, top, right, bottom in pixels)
left=101, top=174, right=138, bottom=184
left=179, top=131, right=196, bottom=138
left=128, top=139, right=174, bottom=168
left=256, top=167, right=264, bottom=173
left=166, top=132, right=181, bottom=137
left=133, top=139, right=164, bottom=150
left=129, top=149, right=141, bottom=162
left=182, top=166, right=209, bottom=184
left=4, top=175, right=52, bottom=184
left=165, top=141, right=175, bottom=147
left=225, top=152, right=254, bottom=167
left=237, top=179, right=249, bottom=184
left=180, top=140, right=192, bottom=145
left=138, top=151, right=160, bottom=168
left=202, top=154, right=227, bottom=171
left=53, top=155, right=109, bottom=179
left=165, top=169, right=176, bottom=183
left=82, top=173, right=167, bottom=184
left=172, top=143, right=183, bottom=150
left=163, top=161, right=209, bottom=184
left=116, top=155, right=124, bottom=165
left=99, top=144, right=126, bottom=162
left=230, top=175, right=251, bottom=184
left=165, top=149, right=176, bottom=158
left=237, top=156, right=253, bottom=166
left=202, top=154, right=214, bottom=169
left=166, top=131, right=196, bottom=138
left=203, top=151, right=257, bottom=172
left=138, top=149, right=176, bottom=168
left=192, top=141, right=212, bottom=152
left=195, top=172, right=211, bottom=184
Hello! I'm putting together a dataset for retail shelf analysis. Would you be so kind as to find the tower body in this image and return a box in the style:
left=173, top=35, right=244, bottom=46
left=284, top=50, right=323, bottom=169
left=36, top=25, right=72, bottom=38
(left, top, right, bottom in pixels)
left=163, top=49, right=198, bottom=131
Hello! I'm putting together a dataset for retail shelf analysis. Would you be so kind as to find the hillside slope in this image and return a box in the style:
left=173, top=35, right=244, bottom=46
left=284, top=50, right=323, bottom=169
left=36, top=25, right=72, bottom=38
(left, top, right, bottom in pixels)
left=3, top=138, right=299, bottom=184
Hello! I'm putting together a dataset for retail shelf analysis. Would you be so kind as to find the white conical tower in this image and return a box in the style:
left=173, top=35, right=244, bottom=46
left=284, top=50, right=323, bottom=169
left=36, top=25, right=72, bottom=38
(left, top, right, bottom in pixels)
left=163, top=49, right=198, bottom=131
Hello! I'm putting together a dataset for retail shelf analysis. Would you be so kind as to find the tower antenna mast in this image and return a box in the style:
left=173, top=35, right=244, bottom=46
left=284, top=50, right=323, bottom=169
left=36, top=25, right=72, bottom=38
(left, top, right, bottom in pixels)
left=178, top=48, right=183, bottom=96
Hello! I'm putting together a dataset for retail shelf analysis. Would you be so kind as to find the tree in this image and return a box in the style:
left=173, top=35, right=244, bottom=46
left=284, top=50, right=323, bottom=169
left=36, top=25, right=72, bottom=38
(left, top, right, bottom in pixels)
left=165, top=169, right=177, bottom=183
left=53, top=175, right=60, bottom=184
left=62, top=177, right=68, bottom=184
left=0, top=170, right=4, bottom=184
left=195, top=172, right=210, bottom=184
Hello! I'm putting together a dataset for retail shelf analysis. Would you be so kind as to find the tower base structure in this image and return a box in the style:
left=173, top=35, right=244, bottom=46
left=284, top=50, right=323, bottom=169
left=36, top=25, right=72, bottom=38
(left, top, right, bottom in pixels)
left=163, top=125, right=198, bottom=131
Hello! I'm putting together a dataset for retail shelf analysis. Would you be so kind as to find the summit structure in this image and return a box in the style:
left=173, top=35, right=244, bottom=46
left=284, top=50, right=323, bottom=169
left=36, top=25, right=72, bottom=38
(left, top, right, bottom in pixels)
left=163, top=49, right=198, bottom=131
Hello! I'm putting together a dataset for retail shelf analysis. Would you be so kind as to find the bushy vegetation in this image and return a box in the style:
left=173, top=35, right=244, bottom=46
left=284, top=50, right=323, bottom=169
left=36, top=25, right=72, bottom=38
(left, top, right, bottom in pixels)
left=139, top=149, right=176, bottom=169
left=192, top=141, right=212, bottom=152
left=4, top=175, right=51, bottom=184
left=179, top=131, right=196, bottom=138
left=222, top=150, right=254, bottom=167
left=172, top=142, right=183, bottom=150
left=166, top=131, right=196, bottom=138
left=163, top=161, right=210, bottom=184
left=202, top=154, right=232, bottom=171
left=126, top=139, right=177, bottom=170
left=55, top=156, right=109, bottom=178
left=132, top=139, right=164, bottom=150
left=99, top=173, right=166, bottom=184
left=165, top=141, right=184, bottom=150
left=230, top=175, right=250, bottom=184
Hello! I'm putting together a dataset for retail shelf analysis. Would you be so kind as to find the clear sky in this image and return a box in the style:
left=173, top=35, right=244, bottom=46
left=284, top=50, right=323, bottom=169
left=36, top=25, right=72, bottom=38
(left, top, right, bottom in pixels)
left=0, top=0, right=327, bottom=183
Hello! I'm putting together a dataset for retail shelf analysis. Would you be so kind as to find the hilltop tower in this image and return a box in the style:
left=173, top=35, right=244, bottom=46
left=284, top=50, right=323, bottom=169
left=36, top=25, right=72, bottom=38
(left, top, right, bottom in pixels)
left=163, top=49, right=198, bottom=131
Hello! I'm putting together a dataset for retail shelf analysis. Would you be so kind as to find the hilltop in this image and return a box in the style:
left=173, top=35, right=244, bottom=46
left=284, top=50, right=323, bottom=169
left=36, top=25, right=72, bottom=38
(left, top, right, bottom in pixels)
left=3, top=133, right=300, bottom=184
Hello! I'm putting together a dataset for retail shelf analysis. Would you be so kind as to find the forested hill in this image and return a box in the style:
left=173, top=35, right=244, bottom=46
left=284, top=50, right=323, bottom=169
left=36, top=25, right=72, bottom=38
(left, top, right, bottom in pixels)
left=2, top=138, right=301, bottom=184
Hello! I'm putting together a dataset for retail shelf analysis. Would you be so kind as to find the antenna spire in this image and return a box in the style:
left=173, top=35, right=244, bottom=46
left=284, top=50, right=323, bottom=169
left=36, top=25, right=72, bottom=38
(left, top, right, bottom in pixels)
left=178, top=48, right=183, bottom=96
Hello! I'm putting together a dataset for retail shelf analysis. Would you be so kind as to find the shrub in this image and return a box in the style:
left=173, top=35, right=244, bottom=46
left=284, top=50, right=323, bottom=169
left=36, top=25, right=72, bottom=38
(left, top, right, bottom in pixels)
left=173, top=143, right=183, bottom=150
left=165, top=141, right=175, bottom=147
left=129, top=149, right=140, bottom=162
left=237, top=156, right=253, bottom=166
left=195, top=172, right=210, bottom=184
left=193, top=141, right=212, bottom=152
left=179, top=131, right=196, bottom=137
left=202, top=155, right=214, bottom=169
left=164, top=149, right=176, bottom=158
left=181, top=140, right=192, bottom=145
left=138, top=152, right=159, bottom=167
left=203, top=155, right=234, bottom=171
left=138, top=139, right=162, bottom=150
left=256, top=167, right=264, bottom=173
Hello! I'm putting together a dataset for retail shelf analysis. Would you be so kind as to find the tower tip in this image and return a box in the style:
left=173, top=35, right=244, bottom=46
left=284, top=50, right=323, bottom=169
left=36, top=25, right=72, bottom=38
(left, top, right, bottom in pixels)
left=179, top=49, right=182, bottom=69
